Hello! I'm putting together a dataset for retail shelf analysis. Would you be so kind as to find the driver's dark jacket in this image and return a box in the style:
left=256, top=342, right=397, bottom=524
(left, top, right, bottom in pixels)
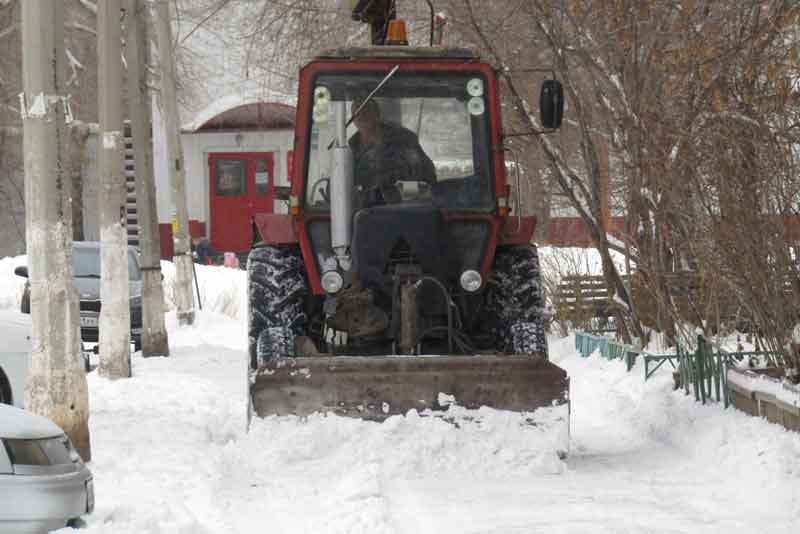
left=349, top=121, right=436, bottom=207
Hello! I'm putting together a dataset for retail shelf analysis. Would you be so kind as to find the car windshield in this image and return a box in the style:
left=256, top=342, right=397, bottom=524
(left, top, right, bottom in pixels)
left=306, top=71, right=494, bottom=211
left=73, top=247, right=141, bottom=281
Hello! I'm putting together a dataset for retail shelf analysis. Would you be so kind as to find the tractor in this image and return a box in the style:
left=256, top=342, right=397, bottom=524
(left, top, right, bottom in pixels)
left=247, top=1, right=569, bottom=445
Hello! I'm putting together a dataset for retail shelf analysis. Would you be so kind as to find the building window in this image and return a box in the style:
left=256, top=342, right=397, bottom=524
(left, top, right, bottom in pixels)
left=215, top=159, right=247, bottom=196
left=255, top=157, right=270, bottom=195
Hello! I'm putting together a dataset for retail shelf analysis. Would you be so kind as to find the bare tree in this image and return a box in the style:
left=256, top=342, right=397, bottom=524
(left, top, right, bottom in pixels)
left=447, top=0, right=645, bottom=343
left=449, top=0, right=800, bottom=372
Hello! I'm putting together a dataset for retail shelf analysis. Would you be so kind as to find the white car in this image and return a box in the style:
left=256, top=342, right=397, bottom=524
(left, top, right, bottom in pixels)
left=0, top=310, right=32, bottom=408
left=0, top=404, right=94, bottom=532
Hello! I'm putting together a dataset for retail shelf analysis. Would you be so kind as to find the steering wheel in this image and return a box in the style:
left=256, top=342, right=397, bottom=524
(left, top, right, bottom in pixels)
left=309, top=177, right=330, bottom=205
left=359, top=180, right=404, bottom=207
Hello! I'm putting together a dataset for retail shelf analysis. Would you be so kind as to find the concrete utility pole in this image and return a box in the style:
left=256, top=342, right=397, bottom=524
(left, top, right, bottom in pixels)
left=21, top=0, right=91, bottom=460
left=98, top=0, right=132, bottom=378
left=154, top=0, right=195, bottom=326
left=125, top=0, right=170, bottom=357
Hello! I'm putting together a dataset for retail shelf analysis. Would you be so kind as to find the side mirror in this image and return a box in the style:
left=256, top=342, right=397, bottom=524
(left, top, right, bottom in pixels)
left=539, top=79, right=564, bottom=130
left=14, top=266, right=28, bottom=278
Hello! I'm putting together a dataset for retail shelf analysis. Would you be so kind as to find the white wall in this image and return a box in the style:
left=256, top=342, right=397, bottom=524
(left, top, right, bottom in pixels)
left=180, top=129, right=294, bottom=226
left=153, top=101, right=294, bottom=234
left=153, top=99, right=171, bottom=224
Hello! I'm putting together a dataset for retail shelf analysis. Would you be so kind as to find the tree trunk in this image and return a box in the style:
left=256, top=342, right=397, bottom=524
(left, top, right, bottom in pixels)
left=21, top=0, right=91, bottom=460
left=126, top=0, right=170, bottom=357
left=98, top=0, right=132, bottom=379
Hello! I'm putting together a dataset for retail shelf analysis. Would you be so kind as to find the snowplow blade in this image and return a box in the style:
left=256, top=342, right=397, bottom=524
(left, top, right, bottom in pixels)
left=249, top=354, right=569, bottom=422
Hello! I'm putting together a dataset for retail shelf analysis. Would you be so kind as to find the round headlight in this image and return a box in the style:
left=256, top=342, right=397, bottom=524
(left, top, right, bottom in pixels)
left=467, top=78, right=484, bottom=97
left=321, top=271, right=344, bottom=294
left=468, top=97, right=485, bottom=116
left=460, top=270, right=482, bottom=292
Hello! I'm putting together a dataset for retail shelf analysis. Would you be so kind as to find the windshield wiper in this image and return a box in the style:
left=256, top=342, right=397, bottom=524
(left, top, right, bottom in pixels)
left=327, top=64, right=400, bottom=150
left=348, top=64, right=400, bottom=128
left=75, top=274, right=101, bottom=278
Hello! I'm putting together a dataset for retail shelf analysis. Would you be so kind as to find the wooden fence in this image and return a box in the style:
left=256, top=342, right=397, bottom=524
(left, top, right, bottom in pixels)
left=555, top=272, right=772, bottom=332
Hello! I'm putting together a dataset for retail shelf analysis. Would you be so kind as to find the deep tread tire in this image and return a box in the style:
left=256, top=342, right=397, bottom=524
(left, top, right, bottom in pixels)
left=482, top=245, right=548, bottom=355
left=256, top=327, right=296, bottom=367
left=248, top=245, right=308, bottom=369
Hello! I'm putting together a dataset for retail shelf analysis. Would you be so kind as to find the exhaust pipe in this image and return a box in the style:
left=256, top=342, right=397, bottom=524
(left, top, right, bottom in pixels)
left=330, top=102, right=354, bottom=269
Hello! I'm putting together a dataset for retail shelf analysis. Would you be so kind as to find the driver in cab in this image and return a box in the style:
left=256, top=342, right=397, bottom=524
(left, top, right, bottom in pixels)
left=349, top=98, right=436, bottom=207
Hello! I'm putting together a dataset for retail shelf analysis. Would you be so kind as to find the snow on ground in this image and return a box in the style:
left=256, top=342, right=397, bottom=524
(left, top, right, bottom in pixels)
left=1, top=255, right=799, bottom=533
left=160, top=260, right=247, bottom=321
left=60, top=321, right=800, bottom=534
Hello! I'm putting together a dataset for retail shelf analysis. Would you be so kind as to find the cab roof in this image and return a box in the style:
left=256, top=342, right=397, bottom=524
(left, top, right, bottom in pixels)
left=315, top=46, right=480, bottom=61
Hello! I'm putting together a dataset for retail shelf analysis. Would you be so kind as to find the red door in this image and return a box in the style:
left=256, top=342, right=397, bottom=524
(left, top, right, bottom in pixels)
left=209, top=152, right=274, bottom=253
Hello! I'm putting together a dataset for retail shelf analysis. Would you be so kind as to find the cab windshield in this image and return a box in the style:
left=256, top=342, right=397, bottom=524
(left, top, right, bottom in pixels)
left=305, top=71, right=495, bottom=211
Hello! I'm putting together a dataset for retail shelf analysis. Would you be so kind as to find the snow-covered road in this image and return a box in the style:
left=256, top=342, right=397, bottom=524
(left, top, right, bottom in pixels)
left=3, top=257, right=798, bottom=533
left=61, top=311, right=799, bottom=534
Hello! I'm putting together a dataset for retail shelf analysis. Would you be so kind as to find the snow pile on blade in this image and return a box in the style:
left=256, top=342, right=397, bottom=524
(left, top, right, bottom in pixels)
left=219, top=406, right=567, bottom=533
left=239, top=404, right=567, bottom=479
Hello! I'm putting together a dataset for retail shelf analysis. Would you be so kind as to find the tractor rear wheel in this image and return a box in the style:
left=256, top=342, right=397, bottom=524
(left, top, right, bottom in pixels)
left=482, top=245, right=548, bottom=355
left=247, top=245, right=308, bottom=369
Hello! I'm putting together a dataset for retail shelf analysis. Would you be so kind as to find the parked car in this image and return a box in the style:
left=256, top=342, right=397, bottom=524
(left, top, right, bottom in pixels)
left=15, top=241, right=143, bottom=351
left=0, top=403, right=94, bottom=532
left=0, top=311, right=32, bottom=408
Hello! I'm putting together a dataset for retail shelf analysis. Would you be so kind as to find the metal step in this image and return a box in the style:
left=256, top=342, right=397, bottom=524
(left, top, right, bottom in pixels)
left=123, top=131, right=139, bottom=244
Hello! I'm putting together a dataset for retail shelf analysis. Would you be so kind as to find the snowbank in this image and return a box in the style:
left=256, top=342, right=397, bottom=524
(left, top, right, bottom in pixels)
left=728, top=368, right=800, bottom=410
left=0, top=255, right=247, bottom=321
left=160, top=260, right=247, bottom=321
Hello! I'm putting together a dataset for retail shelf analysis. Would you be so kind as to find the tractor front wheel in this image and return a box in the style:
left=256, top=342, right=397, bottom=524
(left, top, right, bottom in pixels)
left=247, top=245, right=308, bottom=369
left=482, top=245, right=548, bottom=356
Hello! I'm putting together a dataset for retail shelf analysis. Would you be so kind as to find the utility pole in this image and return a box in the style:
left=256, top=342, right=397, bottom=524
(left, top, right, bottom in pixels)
left=21, top=0, right=91, bottom=460
left=154, top=0, right=195, bottom=326
left=125, top=0, right=170, bottom=357
left=98, top=0, right=132, bottom=378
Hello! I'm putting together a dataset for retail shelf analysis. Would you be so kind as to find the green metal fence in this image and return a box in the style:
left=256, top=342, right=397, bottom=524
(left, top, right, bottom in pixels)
left=574, top=331, right=779, bottom=408
left=574, top=331, right=640, bottom=371
left=676, top=336, right=780, bottom=408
